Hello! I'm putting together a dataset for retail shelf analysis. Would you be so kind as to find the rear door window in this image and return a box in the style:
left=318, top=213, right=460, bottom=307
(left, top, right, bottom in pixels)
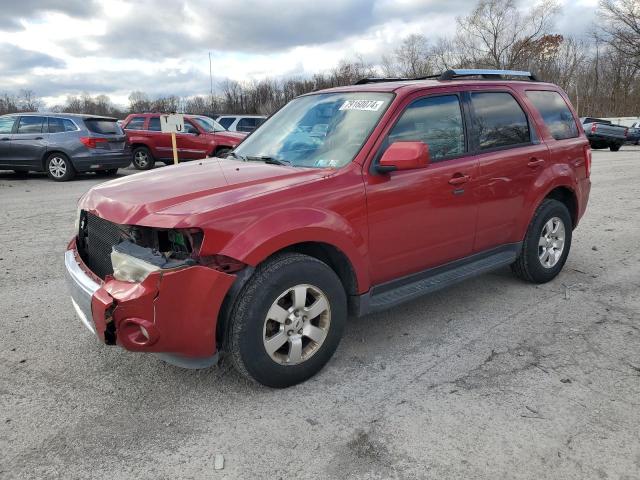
left=16, top=116, right=45, bottom=134
left=0, top=116, right=17, bottom=134
left=217, top=117, right=235, bottom=129
left=470, top=92, right=530, bottom=150
left=237, top=118, right=257, bottom=132
left=85, top=119, right=122, bottom=135
left=125, top=117, right=145, bottom=130
left=388, top=94, right=466, bottom=161
left=148, top=117, right=161, bottom=131
left=48, top=117, right=78, bottom=133
left=526, top=90, right=579, bottom=140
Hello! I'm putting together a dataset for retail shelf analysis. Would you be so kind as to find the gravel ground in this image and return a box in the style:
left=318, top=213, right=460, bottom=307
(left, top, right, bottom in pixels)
left=1, top=147, right=639, bottom=480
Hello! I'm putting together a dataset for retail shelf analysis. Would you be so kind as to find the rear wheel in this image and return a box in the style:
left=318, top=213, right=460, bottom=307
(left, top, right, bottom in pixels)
left=609, top=144, right=621, bottom=152
left=46, top=153, right=75, bottom=181
left=225, top=253, right=347, bottom=388
left=214, top=147, right=231, bottom=158
left=511, top=199, right=572, bottom=283
left=132, top=146, right=154, bottom=170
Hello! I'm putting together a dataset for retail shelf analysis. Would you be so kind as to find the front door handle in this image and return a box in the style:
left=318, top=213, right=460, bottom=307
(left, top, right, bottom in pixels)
left=527, top=158, right=545, bottom=168
left=449, top=174, right=470, bottom=186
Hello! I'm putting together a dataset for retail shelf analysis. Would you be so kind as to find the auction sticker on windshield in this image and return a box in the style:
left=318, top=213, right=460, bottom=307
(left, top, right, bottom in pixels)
left=339, top=100, right=385, bottom=111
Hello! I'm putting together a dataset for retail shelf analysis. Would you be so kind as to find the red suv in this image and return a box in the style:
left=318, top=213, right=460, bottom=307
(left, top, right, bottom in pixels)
left=122, top=113, right=246, bottom=169
left=65, top=70, right=591, bottom=387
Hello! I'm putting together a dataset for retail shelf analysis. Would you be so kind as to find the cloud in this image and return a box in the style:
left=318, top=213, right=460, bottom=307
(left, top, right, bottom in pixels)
left=0, top=0, right=100, bottom=30
left=0, top=44, right=65, bottom=74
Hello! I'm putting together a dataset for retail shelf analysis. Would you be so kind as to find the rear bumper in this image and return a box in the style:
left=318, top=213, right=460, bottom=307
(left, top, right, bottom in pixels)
left=576, top=177, right=591, bottom=226
left=71, top=151, right=132, bottom=171
left=64, top=239, right=236, bottom=360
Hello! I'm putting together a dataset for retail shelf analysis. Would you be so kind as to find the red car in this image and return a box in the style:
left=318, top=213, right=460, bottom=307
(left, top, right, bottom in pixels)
left=65, top=70, right=591, bottom=387
left=122, top=113, right=246, bottom=169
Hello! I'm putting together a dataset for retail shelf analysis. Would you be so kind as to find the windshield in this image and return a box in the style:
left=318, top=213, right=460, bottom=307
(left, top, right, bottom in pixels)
left=192, top=116, right=226, bottom=132
left=232, top=92, right=393, bottom=168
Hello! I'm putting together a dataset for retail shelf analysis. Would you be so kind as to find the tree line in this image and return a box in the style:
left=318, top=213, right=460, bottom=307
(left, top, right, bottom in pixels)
left=1, top=0, right=638, bottom=119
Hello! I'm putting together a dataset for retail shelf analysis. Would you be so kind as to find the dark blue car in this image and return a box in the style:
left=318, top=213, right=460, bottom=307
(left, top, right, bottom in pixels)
left=0, top=113, right=132, bottom=181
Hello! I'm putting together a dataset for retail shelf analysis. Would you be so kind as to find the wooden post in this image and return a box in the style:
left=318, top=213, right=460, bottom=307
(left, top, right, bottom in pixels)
left=171, top=132, right=178, bottom=164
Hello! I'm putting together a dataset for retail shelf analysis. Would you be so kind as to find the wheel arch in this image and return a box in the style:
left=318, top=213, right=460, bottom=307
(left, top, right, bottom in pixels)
left=544, top=186, right=578, bottom=228
left=41, top=150, right=69, bottom=171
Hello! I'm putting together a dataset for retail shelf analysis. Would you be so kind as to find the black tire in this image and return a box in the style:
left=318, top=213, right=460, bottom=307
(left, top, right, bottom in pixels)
left=95, top=168, right=118, bottom=176
left=225, top=253, right=347, bottom=388
left=511, top=199, right=572, bottom=283
left=45, top=153, right=75, bottom=181
left=609, top=144, right=621, bottom=152
left=132, top=146, right=154, bottom=170
left=214, top=147, right=231, bottom=158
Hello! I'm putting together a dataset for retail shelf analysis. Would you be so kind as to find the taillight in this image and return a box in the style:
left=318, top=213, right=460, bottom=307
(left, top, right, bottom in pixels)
left=584, top=145, right=592, bottom=178
left=591, top=123, right=597, bottom=133
left=80, top=137, right=108, bottom=149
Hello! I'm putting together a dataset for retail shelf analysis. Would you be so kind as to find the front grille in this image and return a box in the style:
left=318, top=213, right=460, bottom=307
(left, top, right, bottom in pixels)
left=78, top=212, right=126, bottom=279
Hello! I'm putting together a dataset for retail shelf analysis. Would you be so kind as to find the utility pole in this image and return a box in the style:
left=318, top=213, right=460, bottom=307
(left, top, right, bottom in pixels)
left=209, top=52, right=214, bottom=114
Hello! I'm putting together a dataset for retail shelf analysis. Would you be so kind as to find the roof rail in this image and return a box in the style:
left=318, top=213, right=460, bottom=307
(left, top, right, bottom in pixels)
left=353, top=69, right=540, bottom=86
left=438, top=69, right=540, bottom=81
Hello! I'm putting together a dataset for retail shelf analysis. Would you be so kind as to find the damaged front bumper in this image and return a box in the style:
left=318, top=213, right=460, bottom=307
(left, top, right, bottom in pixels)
left=64, top=238, right=236, bottom=366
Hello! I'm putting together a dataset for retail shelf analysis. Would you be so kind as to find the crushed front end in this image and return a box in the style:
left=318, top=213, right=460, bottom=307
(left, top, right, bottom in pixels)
left=64, top=210, right=237, bottom=365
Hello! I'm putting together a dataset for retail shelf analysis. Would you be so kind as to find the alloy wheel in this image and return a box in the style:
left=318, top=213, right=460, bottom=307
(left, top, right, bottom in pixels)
left=538, top=217, right=566, bottom=268
left=262, top=284, right=331, bottom=365
left=134, top=151, right=149, bottom=168
left=48, top=157, right=67, bottom=178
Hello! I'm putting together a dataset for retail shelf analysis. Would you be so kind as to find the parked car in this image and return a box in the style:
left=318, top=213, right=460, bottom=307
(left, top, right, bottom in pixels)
left=65, top=69, right=591, bottom=387
left=215, top=114, right=266, bottom=133
left=122, top=113, right=246, bottom=170
left=581, top=117, right=627, bottom=151
left=0, top=113, right=131, bottom=181
left=626, top=121, right=640, bottom=145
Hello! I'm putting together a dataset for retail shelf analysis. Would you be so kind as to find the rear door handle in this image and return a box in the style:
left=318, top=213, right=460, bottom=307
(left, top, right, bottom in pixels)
left=527, top=158, right=545, bottom=168
left=449, top=174, right=470, bottom=185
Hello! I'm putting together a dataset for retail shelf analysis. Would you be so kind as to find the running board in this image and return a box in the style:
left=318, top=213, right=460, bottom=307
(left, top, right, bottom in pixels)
left=356, top=244, right=520, bottom=316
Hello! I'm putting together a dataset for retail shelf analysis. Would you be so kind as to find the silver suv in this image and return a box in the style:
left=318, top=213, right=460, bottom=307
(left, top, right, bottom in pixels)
left=0, top=113, right=131, bottom=181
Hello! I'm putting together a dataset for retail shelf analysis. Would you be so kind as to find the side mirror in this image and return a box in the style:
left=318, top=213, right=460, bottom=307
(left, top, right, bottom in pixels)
left=376, top=141, right=430, bottom=173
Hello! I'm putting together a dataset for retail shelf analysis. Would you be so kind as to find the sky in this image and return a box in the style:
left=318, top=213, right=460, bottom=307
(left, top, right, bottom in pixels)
left=0, top=0, right=599, bottom=108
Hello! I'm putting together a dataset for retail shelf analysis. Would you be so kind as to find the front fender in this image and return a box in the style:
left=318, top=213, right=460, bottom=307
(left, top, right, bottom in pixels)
left=217, top=208, right=370, bottom=293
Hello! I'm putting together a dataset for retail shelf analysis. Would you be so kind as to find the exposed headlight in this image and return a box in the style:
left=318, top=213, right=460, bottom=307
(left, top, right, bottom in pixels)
left=111, top=249, right=160, bottom=283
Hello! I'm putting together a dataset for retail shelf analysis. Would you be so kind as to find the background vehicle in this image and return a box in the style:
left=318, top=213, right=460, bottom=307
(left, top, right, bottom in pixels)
left=66, top=70, right=590, bottom=388
left=0, top=113, right=131, bottom=181
left=627, top=121, right=640, bottom=145
left=122, top=113, right=247, bottom=169
left=215, top=114, right=266, bottom=133
left=581, top=117, right=628, bottom=151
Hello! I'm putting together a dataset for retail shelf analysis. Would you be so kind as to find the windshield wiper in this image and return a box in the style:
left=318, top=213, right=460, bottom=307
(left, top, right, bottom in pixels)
left=246, top=156, right=291, bottom=166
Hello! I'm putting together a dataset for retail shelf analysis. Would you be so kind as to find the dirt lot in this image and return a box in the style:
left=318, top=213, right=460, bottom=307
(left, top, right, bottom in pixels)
left=1, top=147, right=639, bottom=480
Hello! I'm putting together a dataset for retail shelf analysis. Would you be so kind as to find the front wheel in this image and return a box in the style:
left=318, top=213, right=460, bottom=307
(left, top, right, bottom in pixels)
left=225, top=253, right=347, bottom=388
left=132, top=146, right=154, bottom=170
left=609, top=144, right=621, bottom=152
left=511, top=199, right=572, bottom=283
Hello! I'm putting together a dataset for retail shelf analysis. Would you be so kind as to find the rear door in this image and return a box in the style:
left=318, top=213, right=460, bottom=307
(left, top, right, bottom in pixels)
left=11, top=116, right=49, bottom=168
left=0, top=115, right=18, bottom=166
left=469, top=89, right=550, bottom=252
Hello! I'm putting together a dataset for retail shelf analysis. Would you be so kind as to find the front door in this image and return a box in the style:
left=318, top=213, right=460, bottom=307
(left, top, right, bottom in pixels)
left=11, top=116, right=49, bottom=168
left=365, top=93, right=479, bottom=285
left=0, top=115, right=18, bottom=167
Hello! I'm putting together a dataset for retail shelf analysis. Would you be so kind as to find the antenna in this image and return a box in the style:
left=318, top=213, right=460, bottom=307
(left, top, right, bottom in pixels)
left=209, top=52, right=214, bottom=112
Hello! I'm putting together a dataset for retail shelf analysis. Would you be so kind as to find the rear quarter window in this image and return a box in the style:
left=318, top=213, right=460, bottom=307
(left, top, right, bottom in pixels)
left=217, top=117, right=235, bottom=129
left=526, top=91, right=579, bottom=140
left=470, top=92, right=530, bottom=150
left=84, top=119, right=122, bottom=135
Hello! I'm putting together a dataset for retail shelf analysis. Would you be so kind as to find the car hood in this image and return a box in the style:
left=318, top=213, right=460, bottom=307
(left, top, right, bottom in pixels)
left=80, top=159, right=326, bottom=226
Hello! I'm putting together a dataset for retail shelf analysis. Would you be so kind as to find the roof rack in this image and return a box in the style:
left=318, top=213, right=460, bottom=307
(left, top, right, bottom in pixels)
left=439, top=69, right=540, bottom=81
left=354, top=69, right=540, bottom=85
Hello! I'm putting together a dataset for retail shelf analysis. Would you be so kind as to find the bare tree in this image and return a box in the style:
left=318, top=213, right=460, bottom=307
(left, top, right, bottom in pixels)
left=599, top=0, right=640, bottom=68
left=455, top=0, right=560, bottom=69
